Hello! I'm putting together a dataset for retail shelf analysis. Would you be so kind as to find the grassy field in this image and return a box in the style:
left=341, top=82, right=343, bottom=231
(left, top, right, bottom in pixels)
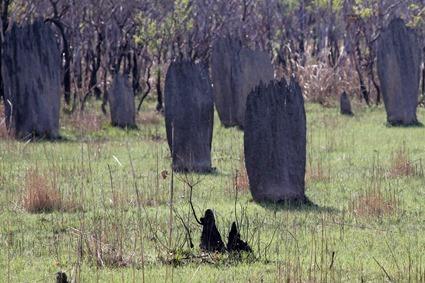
left=1, top=100, right=425, bottom=282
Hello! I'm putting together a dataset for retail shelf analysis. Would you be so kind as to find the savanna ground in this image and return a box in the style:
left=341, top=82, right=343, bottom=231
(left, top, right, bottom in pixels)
left=0, top=99, right=425, bottom=282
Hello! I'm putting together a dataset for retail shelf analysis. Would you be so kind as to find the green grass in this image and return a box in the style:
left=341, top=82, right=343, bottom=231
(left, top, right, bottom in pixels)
left=1, top=102, right=425, bottom=282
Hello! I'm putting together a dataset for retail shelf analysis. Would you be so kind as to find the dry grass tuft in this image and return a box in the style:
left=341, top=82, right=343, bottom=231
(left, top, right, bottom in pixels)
left=84, top=234, right=132, bottom=268
left=138, top=110, right=162, bottom=125
left=235, top=169, right=249, bottom=193
left=350, top=185, right=398, bottom=218
left=0, top=104, right=11, bottom=139
left=274, top=47, right=362, bottom=106
left=306, top=159, right=330, bottom=183
left=234, top=155, right=249, bottom=193
left=110, top=191, right=163, bottom=208
left=388, top=146, right=419, bottom=178
left=295, top=52, right=359, bottom=106
left=22, top=168, right=82, bottom=213
left=72, top=225, right=135, bottom=268
left=22, top=169, right=61, bottom=213
left=68, top=111, right=104, bottom=134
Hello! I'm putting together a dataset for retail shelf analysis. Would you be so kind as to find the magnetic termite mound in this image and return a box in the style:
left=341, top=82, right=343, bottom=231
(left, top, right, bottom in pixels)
left=211, top=37, right=274, bottom=128
left=340, top=91, right=354, bottom=116
left=2, top=19, right=61, bottom=139
left=164, top=60, right=214, bottom=173
left=108, top=73, right=136, bottom=128
left=244, top=78, right=307, bottom=203
left=377, top=18, right=422, bottom=126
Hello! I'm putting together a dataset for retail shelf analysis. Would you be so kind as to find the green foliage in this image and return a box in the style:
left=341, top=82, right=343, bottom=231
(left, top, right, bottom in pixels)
left=134, top=0, right=193, bottom=53
left=313, top=0, right=343, bottom=10
left=408, top=3, right=425, bottom=28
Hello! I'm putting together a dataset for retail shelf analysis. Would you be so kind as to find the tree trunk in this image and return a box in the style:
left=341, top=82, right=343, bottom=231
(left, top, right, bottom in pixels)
left=354, top=40, right=370, bottom=106
left=156, top=67, right=163, bottom=112
left=47, top=18, right=72, bottom=106
left=81, top=31, right=103, bottom=110
left=132, top=50, right=141, bottom=95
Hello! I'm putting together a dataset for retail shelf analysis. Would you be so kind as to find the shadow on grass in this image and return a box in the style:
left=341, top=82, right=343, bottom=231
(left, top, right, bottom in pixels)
left=386, top=121, right=424, bottom=128
left=173, top=166, right=220, bottom=176
left=20, top=124, right=143, bottom=143
left=257, top=198, right=338, bottom=213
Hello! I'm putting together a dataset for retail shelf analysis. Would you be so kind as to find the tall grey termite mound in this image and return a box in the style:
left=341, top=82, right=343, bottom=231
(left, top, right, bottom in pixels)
left=211, top=37, right=274, bottom=128
left=164, top=60, right=214, bottom=172
left=377, top=18, right=422, bottom=126
left=340, top=91, right=353, bottom=116
left=1, top=20, right=61, bottom=139
left=244, top=78, right=307, bottom=203
left=108, top=74, right=136, bottom=128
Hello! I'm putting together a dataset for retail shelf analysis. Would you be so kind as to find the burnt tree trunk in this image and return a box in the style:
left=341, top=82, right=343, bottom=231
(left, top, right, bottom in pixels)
left=354, top=42, right=370, bottom=106
left=81, top=31, right=103, bottom=110
left=132, top=50, right=141, bottom=95
left=156, top=65, right=163, bottom=112
left=47, top=18, right=71, bottom=106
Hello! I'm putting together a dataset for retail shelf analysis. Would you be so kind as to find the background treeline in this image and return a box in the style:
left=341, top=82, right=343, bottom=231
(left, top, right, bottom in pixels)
left=0, top=0, right=424, bottom=112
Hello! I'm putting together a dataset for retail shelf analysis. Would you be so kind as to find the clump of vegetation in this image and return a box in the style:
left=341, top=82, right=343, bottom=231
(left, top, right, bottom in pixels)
left=295, top=54, right=359, bottom=107
left=235, top=169, right=249, bottom=193
left=65, top=110, right=105, bottom=136
left=22, top=169, right=61, bottom=213
left=22, top=168, right=81, bottom=213
left=350, top=185, right=399, bottom=218
left=83, top=233, right=133, bottom=268
left=306, top=158, right=331, bottom=183
left=138, top=110, right=162, bottom=125
left=0, top=105, right=10, bottom=139
left=234, top=154, right=249, bottom=193
left=388, top=145, right=423, bottom=178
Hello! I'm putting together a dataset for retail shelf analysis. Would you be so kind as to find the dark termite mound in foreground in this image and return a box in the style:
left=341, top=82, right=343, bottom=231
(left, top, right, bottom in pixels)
left=164, top=60, right=214, bottom=173
left=2, top=19, right=61, bottom=139
left=244, top=78, right=307, bottom=203
left=199, top=209, right=225, bottom=253
left=227, top=222, right=252, bottom=253
left=56, top=272, right=69, bottom=283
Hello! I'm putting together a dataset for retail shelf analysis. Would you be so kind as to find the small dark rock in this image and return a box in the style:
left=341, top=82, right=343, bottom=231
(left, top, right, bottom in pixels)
left=227, top=222, right=252, bottom=253
left=199, top=209, right=225, bottom=253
